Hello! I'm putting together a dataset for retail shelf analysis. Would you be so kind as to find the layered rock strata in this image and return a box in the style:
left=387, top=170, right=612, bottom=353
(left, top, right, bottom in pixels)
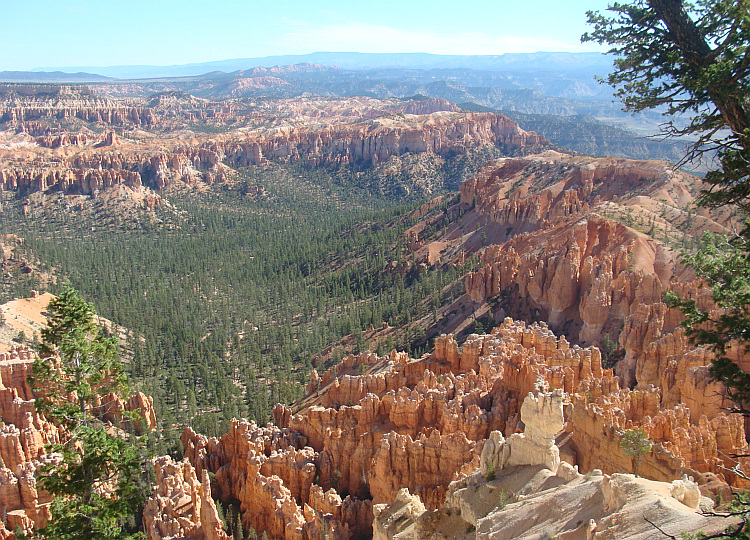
left=0, top=111, right=547, bottom=196
left=0, top=84, right=154, bottom=128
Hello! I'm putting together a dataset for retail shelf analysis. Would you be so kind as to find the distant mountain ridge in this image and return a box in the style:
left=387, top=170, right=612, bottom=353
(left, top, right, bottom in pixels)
left=0, top=61, right=687, bottom=165
left=0, top=71, right=113, bottom=82
left=31, top=51, right=612, bottom=79
left=0, top=52, right=693, bottom=168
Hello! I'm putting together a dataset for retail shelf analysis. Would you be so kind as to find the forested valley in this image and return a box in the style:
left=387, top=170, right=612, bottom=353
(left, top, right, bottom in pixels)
left=0, top=157, right=482, bottom=452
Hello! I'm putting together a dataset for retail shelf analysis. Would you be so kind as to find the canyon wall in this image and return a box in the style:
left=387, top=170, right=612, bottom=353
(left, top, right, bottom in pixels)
left=0, top=84, right=154, bottom=128
left=453, top=154, right=742, bottom=404
left=0, top=111, right=547, bottom=196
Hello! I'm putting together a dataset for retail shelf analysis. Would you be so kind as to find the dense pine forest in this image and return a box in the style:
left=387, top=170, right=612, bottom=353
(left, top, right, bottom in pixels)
left=1, top=160, right=479, bottom=451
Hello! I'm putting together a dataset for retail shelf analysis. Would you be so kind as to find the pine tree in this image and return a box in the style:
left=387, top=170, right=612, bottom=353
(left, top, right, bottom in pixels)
left=28, top=287, right=147, bottom=539
left=619, top=429, right=652, bottom=477
left=585, top=1, right=750, bottom=537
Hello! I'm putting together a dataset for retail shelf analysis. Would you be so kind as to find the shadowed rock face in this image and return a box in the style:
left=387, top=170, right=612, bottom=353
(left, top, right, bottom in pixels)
left=459, top=155, right=708, bottom=346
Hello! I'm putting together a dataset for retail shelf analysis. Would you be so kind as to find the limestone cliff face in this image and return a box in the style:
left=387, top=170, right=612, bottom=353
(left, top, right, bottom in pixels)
left=2, top=105, right=154, bottom=127
left=218, top=112, right=544, bottom=168
left=460, top=155, right=699, bottom=342
left=464, top=216, right=659, bottom=339
left=0, top=165, right=144, bottom=195
left=568, top=387, right=749, bottom=485
left=181, top=420, right=370, bottom=540
left=0, top=88, right=547, bottom=203
left=0, top=111, right=546, bottom=197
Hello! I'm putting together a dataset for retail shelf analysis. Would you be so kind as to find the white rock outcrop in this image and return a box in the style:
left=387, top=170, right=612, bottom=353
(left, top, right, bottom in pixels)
left=481, top=391, right=565, bottom=475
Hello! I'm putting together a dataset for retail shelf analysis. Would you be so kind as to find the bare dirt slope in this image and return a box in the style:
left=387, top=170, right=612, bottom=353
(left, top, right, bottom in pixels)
left=0, top=291, right=52, bottom=353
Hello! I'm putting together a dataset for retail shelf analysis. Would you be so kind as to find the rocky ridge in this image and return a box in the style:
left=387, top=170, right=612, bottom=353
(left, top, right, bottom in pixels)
left=373, top=391, right=731, bottom=540
left=382, top=152, right=740, bottom=397
left=459, top=154, right=744, bottom=397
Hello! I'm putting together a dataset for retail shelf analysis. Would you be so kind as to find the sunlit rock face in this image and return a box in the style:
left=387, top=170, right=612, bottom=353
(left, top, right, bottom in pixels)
left=179, top=310, right=749, bottom=539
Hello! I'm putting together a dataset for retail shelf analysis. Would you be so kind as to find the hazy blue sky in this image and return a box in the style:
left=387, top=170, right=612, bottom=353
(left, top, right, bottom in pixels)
left=2, top=0, right=613, bottom=70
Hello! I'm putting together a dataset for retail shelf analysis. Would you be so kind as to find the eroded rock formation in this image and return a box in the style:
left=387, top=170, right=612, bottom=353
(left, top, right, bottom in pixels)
left=0, top=109, right=547, bottom=197
left=405, top=152, right=743, bottom=420
left=375, top=442, right=728, bottom=540
left=143, top=456, right=228, bottom=540
left=0, top=341, right=157, bottom=537
left=369, top=393, right=726, bottom=540
left=179, top=313, right=747, bottom=539
left=0, top=83, right=154, bottom=128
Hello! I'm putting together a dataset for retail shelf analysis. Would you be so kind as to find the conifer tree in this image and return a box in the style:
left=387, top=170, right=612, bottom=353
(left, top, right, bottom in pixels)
left=585, top=0, right=750, bottom=537
left=28, top=287, right=146, bottom=539
left=584, top=0, right=750, bottom=417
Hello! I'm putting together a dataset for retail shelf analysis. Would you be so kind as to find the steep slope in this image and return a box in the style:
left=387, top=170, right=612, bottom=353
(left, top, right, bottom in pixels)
left=286, top=151, right=742, bottom=437
left=375, top=152, right=738, bottom=391
left=0, top=291, right=52, bottom=353
left=0, top=235, right=55, bottom=307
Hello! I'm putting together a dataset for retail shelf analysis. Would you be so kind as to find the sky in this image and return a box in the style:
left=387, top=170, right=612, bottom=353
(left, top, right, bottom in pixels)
left=0, top=0, right=613, bottom=71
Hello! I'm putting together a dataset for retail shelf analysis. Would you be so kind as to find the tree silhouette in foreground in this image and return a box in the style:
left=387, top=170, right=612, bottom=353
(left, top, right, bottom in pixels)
left=584, top=0, right=750, bottom=211
left=585, top=0, right=750, bottom=537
